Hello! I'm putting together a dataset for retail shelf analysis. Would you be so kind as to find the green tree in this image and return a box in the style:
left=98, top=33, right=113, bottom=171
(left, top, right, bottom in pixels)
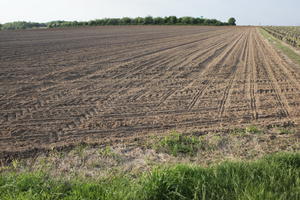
left=181, top=17, right=193, bottom=24
left=164, top=16, right=177, bottom=24
left=228, top=17, right=236, bottom=25
left=194, top=18, right=204, bottom=24
left=134, top=17, right=144, bottom=25
left=106, top=18, right=120, bottom=25
left=144, top=16, right=153, bottom=24
left=87, top=20, right=96, bottom=26
left=153, top=17, right=164, bottom=24
left=121, top=17, right=131, bottom=25
left=169, top=16, right=178, bottom=24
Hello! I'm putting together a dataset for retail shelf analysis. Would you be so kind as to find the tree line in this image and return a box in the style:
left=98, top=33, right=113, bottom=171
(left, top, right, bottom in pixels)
left=0, top=16, right=236, bottom=30
left=0, top=21, right=47, bottom=30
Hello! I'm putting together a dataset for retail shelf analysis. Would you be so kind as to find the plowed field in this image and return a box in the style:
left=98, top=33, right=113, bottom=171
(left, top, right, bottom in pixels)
left=1, top=26, right=300, bottom=159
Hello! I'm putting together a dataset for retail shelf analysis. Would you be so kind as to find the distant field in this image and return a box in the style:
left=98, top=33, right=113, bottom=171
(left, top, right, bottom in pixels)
left=1, top=26, right=300, bottom=160
left=263, top=26, right=300, bottom=48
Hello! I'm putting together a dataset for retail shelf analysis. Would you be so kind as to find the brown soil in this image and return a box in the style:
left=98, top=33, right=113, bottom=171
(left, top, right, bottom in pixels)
left=0, top=26, right=300, bottom=161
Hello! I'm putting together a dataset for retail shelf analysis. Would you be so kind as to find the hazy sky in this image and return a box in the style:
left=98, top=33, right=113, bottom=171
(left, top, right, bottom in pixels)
left=0, top=0, right=299, bottom=25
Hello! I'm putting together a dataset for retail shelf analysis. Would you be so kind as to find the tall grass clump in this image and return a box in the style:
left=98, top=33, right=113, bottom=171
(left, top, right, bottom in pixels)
left=140, top=152, right=300, bottom=200
left=0, top=152, right=299, bottom=200
left=153, top=131, right=208, bottom=156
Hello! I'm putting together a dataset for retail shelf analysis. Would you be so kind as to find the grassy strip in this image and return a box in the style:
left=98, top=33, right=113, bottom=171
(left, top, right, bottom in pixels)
left=152, top=126, right=264, bottom=157
left=0, top=152, right=299, bottom=200
left=259, top=28, right=300, bottom=66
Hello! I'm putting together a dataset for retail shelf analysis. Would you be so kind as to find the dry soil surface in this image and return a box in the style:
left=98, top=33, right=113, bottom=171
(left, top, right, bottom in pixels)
left=0, top=26, right=300, bottom=160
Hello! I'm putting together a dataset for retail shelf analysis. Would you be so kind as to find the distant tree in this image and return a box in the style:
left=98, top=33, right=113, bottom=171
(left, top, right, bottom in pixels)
left=87, top=20, right=96, bottom=26
left=130, top=18, right=137, bottom=25
left=106, top=18, right=120, bottom=25
left=144, top=16, right=154, bottom=24
left=77, top=21, right=87, bottom=26
left=181, top=17, right=193, bottom=24
left=170, top=16, right=178, bottom=24
left=190, top=17, right=197, bottom=24
left=153, top=17, right=164, bottom=24
left=134, top=17, right=144, bottom=25
left=164, top=16, right=177, bottom=24
left=194, top=18, right=204, bottom=24
left=228, top=17, right=236, bottom=26
left=121, top=17, right=131, bottom=25
left=101, top=19, right=109, bottom=25
left=1, top=21, right=46, bottom=30
left=210, top=19, right=219, bottom=25
left=203, top=19, right=211, bottom=25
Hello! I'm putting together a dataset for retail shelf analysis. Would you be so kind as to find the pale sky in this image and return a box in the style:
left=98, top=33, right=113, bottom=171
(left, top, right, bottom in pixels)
left=0, top=0, right=299, bottom=25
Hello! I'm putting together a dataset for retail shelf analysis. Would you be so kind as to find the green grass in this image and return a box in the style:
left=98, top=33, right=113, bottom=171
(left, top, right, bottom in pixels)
left=231, top=125, right=263, bottom=135
left=1, top=152, right=299, bottom=200
left=259, top=28, right=300, bottom=66
left=245, top=125, right=263, bottom=134
left=277, top=127, right=295, bottom=135
left=153, top=131, right=209, bottom=156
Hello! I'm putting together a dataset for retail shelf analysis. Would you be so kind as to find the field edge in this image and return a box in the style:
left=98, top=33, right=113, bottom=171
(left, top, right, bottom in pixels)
left=1, top=152, right=299, bottom=200
left=258, top=27, right=300, bottom=66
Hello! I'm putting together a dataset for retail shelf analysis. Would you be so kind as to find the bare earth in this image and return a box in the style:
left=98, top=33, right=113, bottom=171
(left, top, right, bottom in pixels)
left=0, top=26, right=300, bottom=160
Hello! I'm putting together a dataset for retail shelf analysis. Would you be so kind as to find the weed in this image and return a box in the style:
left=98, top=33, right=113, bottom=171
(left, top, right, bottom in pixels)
left=99, top=146, right=122, bottom=162
left=12, top=159, right=19, bottom=169
left=230, top=126, right=262, bottom=135
left=230, top=128, right=247, bottom=135
left=245, top=125, right=262, bottom=134
left=154, top=131, right=208, bottom=156
left=277, top=127, right=295, bottom=135
left=49, top=148, right=65, bottom=159
left=98, top=146, right=113, bottom=157
left=89, top=161, right=102, bottom=169
left=74, top=143, right=88, bottom=157
left=0, top=166, right=10, bottom=171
